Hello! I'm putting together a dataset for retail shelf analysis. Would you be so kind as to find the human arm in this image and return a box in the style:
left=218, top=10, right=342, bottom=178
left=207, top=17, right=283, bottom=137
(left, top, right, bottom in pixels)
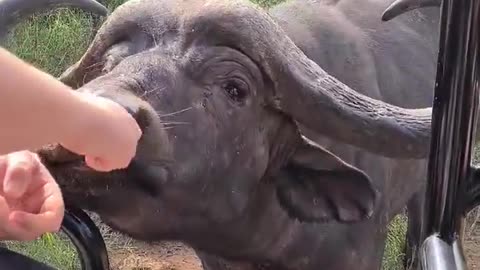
left=0, top=47, right=142, bottom=171
left=0, top=47, right=96, bottom=154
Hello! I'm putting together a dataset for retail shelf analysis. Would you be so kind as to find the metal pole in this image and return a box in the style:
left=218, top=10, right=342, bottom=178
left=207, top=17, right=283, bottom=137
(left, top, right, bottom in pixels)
left=420, top=0, right=480, bottom=267
left=61, top=206, right=110, bottom=270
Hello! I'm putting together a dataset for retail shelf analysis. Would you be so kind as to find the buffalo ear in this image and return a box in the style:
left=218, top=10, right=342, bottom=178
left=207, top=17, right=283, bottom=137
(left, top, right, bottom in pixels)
left=275, top=137, right=379, bottom=223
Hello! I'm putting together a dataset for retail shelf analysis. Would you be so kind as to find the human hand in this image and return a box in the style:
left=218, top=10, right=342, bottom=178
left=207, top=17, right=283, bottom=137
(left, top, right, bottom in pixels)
left=0, top=151, right=64, bottom=241
left=60, top=92, right=142, bottom=172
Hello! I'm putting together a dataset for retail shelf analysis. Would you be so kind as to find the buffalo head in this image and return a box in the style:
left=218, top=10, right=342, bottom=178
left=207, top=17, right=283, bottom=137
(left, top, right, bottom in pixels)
left=1, top=0, right=433, bottom=257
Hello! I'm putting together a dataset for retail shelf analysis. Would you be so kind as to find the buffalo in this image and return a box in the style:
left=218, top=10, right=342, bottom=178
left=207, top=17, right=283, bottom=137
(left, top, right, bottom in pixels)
left=0, top=0, right=442, bottom=269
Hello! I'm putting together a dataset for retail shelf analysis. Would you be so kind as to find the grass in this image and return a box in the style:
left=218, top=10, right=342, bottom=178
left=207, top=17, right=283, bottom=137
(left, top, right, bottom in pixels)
left=5, top=9, right=95, bottom=76
left=2, top=232, right=81, bottom=269
left=2, top=0, right=421, bottom=269
left=382, top=215, right=408, bottom=270
left=4, top=0, right=130, bottom=76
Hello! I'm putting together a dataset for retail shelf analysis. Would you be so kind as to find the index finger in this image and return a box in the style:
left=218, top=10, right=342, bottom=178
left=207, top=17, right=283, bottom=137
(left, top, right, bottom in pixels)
left=6, top=209, right=63, bottom=241
left=10, top=179, right=64, bottom=233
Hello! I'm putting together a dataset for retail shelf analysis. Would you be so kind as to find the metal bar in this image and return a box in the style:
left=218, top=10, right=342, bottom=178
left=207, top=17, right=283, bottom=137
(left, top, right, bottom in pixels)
left=61, top=206, right=110, bottom=270
left=419, top=0, right=480, bottom=267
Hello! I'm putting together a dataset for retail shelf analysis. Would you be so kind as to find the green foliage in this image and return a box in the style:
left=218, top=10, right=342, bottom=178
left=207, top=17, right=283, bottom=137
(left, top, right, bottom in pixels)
left=3, top=0, right=406, bottom=269
left=4, top=0, right=129, bottom=76
left=251, top=0, right=287, bottom=8
left=5, top=9, right=95, bottom=76
left=2, top=233, right=81, bottom=270
left=382, top=215, right=408, bottom=270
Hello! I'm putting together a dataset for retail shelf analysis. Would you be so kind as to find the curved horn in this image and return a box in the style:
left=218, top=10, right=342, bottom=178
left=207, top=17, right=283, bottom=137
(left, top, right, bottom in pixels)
left=381, top=0, right=440, bottom=21
left=58, top=0, right=433, bottom=159
left=194, top=1, right=432, bottom=159
left=59, top=20, right=144, bottom=88
left=0, top=0, right=108, bottom=42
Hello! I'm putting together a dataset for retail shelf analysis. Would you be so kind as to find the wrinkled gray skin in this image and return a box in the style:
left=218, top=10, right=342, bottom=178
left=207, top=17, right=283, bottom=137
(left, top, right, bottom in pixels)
left=271, top=1, right=440, bottom=269
left=0, top=0, right=444, bottom=269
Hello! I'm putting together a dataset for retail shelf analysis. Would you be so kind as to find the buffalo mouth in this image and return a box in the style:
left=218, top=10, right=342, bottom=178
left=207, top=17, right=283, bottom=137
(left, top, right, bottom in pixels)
left=36, top=144, right=110, bottom=190
left=37, top=144, right=85, bottom=169
left=37, top=142, right=167, bottom=197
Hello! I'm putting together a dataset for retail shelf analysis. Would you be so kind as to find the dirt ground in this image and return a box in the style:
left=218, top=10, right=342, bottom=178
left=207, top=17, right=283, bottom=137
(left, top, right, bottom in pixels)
left=465, top=234, right=480, bottom=270
left=107, top=241, right=201, bottom=270
left=89, top=213, right=202, bottom=270
left=464, top=210, right=480, bottom=270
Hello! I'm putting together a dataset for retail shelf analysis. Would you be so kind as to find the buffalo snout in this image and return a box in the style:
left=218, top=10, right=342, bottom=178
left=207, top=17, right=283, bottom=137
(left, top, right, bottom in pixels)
left=37, top=144, right=82, bottom=167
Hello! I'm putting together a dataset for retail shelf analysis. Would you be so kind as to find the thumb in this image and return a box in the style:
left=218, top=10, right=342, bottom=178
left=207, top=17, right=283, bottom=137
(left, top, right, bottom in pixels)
left=7, top=210, right=63, bottom=240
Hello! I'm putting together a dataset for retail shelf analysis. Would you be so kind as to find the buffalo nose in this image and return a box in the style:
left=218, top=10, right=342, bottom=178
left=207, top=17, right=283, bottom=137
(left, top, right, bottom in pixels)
left=123, top=105, right=137, bottom=120
left=114, top=100, right=150, bottom=135
left=129, top=107, right=150, bottom=134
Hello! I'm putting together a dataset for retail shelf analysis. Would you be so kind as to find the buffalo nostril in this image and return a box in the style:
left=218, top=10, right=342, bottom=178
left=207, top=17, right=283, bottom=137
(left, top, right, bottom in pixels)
left=96, top=94, right=150, bottom=134
left=124, top=106, right=137, bottom=118
left=133, top=107, right=151, bottom=134
left=121, top=105, right=150, bottom=135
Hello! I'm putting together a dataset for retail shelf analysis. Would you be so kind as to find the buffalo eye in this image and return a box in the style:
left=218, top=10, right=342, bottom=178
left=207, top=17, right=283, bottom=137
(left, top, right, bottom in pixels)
left=221, top=79, right=248, bottom=103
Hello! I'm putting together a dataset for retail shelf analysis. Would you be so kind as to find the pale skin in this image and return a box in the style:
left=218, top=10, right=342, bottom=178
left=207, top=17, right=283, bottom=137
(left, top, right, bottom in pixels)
left=0, top=151, right=64, bottom=241
left=0, top=47, right=142, bottom=241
